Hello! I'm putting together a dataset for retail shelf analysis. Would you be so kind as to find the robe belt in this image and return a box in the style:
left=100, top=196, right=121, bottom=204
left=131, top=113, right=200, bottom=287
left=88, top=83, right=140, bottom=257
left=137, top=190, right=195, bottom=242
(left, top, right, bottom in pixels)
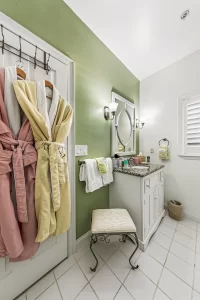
left=0, top=139, right=37, bottom=223
left=35, top=141, right=66, bottom=212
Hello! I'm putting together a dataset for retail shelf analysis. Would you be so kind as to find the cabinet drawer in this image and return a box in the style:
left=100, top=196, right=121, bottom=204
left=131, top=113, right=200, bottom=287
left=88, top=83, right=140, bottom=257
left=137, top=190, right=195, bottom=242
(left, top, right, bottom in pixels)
left=144, top=173, right=160, bottom=193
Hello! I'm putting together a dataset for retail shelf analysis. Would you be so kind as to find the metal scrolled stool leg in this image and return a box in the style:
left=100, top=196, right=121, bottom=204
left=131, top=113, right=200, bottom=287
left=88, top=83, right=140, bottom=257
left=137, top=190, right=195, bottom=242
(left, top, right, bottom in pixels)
left=90, top=232, right=139, bottom=271
left=90, top=235, right=98, bottom=272
left=126, top=232, right=139, bottom=269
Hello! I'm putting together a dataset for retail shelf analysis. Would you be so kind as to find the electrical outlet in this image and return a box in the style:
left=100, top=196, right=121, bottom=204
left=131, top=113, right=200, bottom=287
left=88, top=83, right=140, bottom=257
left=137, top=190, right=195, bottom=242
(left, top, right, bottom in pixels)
left=75, top=145, right=88, bottom=156
left=150, top=148, right=154, bottom=153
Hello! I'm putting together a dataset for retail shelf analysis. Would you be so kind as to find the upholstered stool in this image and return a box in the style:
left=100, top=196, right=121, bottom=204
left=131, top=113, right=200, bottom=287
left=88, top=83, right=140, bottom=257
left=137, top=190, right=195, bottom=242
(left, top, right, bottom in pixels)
left=90, top=208, right=139, bottom=272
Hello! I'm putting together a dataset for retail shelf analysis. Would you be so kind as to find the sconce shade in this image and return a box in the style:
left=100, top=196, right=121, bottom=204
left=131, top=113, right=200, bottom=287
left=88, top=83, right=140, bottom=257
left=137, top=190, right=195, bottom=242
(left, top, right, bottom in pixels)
left=104, top=102, right=118, bottom=120
left=109, top=102, right=118, bottom=113
left=136, top=119, right=145, bottom=129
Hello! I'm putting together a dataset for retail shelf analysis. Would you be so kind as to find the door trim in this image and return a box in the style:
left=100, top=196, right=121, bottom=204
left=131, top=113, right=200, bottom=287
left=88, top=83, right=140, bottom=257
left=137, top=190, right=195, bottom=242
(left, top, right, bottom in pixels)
left=0, top=12, right=76, bottom=255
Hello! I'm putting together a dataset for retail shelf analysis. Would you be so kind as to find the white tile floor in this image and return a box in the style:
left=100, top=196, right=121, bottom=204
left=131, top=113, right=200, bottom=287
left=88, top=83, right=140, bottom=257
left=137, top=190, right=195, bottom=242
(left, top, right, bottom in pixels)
left=16, top=215, right=200, bottom=300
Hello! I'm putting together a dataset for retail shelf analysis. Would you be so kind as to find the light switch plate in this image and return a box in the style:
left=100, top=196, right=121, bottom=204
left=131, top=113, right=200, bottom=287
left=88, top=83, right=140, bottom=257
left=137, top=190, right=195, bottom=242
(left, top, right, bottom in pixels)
left=75, top=145, right=88, bottom=156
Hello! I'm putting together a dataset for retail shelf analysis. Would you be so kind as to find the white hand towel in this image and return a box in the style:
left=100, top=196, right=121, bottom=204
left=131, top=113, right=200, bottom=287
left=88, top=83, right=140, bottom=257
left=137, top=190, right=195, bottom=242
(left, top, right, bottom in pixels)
left=79, top=164, right=86, bottom=181
left=79, top=159, right=103, bottom=193
left=102, top=158, right=113, bottom=185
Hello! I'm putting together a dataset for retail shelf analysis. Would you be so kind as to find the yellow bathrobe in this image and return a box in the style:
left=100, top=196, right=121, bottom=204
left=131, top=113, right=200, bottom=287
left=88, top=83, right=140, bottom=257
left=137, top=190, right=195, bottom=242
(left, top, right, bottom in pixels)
left=13, top=80, right=73, bottom=242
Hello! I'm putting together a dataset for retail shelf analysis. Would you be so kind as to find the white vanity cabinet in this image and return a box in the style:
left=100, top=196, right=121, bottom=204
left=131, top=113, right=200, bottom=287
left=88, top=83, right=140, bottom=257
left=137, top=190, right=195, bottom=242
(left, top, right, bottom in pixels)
left=109, top=168, right=165, bottom=251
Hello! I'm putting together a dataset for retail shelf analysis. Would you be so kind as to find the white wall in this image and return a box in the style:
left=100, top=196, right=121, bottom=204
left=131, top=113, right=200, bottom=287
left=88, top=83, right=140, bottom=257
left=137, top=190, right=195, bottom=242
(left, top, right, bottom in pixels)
left=140, top=50, right=200, bottom=221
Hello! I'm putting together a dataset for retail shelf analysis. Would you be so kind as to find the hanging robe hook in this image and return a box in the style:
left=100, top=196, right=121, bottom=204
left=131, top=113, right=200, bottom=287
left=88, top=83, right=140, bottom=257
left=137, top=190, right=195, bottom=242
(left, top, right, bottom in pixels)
left=1, top=25, right=5, bottom=55
left=16, top=35, right=24, bottom=69
left=19, top=35, right=22, bottom=62
left=34, top=46, right=37, bottom=69
left=46, top=53, right=51, bottom=74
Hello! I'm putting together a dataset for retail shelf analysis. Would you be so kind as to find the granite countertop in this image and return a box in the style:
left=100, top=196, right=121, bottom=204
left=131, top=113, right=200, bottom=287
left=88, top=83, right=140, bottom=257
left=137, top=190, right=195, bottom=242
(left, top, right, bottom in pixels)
left=113, top=164, right=164, bottom=177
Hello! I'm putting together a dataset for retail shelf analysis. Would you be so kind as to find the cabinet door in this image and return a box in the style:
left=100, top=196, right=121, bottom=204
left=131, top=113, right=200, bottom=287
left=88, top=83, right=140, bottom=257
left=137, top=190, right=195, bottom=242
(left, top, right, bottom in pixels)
left=155, top=183, right=164, bottom=219
left=144, top=192, right=151, bottom=238
left=158, top=183, right=164, bottom=216
left=150, top=190, right=156, bottom=228
left=144, top=190, right=156, bottom=238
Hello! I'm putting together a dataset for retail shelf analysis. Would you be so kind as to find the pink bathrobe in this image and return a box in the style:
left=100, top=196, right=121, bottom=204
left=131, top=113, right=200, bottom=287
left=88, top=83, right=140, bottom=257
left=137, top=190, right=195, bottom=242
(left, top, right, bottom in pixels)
left=0, top=68, right=39, bottom=261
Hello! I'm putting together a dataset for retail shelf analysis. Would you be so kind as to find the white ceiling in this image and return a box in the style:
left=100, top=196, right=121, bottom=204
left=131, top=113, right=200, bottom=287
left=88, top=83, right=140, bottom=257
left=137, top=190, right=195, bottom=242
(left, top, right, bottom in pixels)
left=64, top=0, right=200, bottom=80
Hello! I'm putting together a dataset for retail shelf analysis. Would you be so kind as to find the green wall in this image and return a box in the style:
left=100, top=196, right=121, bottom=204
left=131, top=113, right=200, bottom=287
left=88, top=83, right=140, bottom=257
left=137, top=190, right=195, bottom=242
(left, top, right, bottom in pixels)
left=0, top=0, right=140, bottom=238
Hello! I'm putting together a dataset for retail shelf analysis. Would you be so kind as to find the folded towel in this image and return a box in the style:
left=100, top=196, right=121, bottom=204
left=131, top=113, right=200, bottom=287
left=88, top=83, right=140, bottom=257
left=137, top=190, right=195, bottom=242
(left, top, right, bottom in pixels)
left=79, top=159, right=103, bottom=193
left=95, top=157, right=108, bottom=174
left=102, top=158, right=113, bottom=185
left=159, top=145, right=169, bottom=161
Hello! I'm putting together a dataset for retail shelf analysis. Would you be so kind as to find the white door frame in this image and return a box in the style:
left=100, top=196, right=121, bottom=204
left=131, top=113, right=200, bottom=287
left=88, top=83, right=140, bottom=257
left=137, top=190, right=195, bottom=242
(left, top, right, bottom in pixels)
left=0, top=12, right=76, bottom=255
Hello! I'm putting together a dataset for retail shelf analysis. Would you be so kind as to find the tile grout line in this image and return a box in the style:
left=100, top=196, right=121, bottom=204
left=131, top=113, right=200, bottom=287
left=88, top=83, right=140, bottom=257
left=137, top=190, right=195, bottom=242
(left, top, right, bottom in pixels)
left=157, top=222, right=197, bottom=267
left=105, top=242, right=142, bottom=282
left=78, top=251, right=105, bottom=281
left=34, top=281, right=56, bottom=300
left=162, top=218, right=197, bottom=241
left=113, top=284, right=135, bottom=300
left=99, top=240, right=142, bottom=299
left=74, top=239, right=129, bottom=299
left=152, top=234, right=171, bottom=251
left=52, top=272, right=64, bottom=300
left=121, top=253, right=142, bottom=300
left=54, top=258, right=77, bottom=280
left=152, top=219, right=178, bottom=300
left=88, top=282, right=100, bottom=300
left=73, top=260, right=94, bottom=299
left=191, top=226, right=198, bottom=299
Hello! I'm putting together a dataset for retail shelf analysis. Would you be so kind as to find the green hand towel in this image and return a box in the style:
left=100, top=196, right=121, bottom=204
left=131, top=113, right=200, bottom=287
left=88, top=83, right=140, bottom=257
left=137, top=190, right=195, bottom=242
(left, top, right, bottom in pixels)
left=95, top=157, right=108, bottom=174
left=159, top=146, right=170, bottom=161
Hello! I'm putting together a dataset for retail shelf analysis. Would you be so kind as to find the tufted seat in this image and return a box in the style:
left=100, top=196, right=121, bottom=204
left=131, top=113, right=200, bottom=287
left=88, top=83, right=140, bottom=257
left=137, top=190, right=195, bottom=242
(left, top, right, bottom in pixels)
left=91, top=209, right=136, bottom=234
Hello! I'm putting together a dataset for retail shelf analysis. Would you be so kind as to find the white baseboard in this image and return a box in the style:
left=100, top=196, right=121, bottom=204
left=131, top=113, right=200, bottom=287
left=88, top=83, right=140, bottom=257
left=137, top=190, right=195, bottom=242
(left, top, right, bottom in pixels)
left=76, top=230, right=91, bottom=248
left=164, top=203, right=200, bottom=224
left=184, top=211, right=200, bottom=224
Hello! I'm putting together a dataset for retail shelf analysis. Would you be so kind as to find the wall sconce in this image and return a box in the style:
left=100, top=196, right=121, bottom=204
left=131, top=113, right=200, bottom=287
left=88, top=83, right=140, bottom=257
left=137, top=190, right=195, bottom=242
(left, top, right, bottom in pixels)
left=104, top=103, right=118, bottom=120
left=136, top=119, right=145, bottom=129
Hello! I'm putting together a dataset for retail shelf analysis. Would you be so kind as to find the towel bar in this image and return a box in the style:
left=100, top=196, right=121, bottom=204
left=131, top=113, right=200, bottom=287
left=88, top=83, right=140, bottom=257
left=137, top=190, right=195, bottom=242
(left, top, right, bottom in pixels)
left=78, top=160, right=85, bottom=165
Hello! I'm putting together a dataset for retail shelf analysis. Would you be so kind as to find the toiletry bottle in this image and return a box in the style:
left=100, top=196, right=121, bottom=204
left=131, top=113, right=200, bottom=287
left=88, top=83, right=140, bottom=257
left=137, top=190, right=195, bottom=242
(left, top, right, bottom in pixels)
left=123, top=159, right=129, bottom=169
left=134, top=157, right=140, bottom=165
left=118, top=157, right=123, bottom=168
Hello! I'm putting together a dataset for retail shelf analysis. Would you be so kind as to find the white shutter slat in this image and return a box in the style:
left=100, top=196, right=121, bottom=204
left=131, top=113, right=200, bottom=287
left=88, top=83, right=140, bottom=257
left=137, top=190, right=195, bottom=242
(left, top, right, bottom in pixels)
left=187, top=113, right=200, bottom=120
left=187, top=108, right=200, bottom=115
left=187, top=100, right=200, bottom=147
left=187, top=130, right=200, bottom=135
left=187, top=133, right=200, bottom=139
left=187, top=102, right=200, bottom=111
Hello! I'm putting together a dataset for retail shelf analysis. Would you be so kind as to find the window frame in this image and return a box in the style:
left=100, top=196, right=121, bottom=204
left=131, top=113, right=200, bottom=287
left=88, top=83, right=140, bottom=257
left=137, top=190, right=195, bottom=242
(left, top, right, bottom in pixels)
left=179, top=93, right=200, bottom=158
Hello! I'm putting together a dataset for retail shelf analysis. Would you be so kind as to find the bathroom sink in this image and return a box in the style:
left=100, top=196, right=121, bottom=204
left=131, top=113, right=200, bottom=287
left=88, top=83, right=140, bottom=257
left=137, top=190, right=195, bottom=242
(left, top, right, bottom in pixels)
left=131, top=166, right=149, bottom=170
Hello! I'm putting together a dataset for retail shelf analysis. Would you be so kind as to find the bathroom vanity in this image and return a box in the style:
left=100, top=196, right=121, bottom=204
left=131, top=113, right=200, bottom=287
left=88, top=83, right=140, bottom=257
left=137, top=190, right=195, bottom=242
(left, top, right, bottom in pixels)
left=109, top=164, right=165, bottom=251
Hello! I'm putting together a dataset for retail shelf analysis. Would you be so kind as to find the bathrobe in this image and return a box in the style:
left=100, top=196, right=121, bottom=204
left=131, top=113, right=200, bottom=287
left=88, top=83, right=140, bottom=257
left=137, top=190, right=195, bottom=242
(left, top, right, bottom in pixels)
left=0, top=67, right=39, bottom=261
left=13, top=80, right=73, bottom=242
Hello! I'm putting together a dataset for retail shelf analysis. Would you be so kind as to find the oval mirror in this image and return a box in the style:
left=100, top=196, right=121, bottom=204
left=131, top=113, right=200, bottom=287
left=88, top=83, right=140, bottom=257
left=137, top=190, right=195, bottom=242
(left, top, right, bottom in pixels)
left=116, top=109, right=133, bottom=147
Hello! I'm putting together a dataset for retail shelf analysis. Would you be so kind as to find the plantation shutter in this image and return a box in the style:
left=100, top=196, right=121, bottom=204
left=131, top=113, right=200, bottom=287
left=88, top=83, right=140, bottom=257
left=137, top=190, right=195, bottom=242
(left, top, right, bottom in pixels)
left=183, top=95, right=200, bottom=155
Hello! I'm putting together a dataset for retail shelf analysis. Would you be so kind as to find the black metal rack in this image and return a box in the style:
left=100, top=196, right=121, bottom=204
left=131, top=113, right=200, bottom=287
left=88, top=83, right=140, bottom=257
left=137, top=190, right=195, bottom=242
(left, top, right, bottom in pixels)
left=0, top=24, right=67, bottom=74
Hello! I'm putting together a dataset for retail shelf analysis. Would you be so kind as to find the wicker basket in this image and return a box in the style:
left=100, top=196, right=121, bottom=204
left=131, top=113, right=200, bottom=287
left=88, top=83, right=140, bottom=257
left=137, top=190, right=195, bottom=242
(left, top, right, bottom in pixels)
left=167, top=200, right=183, bottom=221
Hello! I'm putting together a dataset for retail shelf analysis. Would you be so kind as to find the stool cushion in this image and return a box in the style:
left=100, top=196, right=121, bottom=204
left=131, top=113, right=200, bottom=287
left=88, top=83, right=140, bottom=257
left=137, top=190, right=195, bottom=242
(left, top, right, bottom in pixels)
left=91, top=209, right=136, bottom=234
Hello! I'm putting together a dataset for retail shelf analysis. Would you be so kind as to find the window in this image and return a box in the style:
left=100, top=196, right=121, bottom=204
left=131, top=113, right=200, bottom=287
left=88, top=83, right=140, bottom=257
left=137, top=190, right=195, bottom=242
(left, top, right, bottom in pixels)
left=179, top=94, right=200, bottom=157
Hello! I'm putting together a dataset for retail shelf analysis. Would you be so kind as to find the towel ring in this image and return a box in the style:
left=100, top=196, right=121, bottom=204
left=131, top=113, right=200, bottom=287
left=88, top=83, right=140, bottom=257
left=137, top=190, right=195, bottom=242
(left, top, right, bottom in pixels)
left=158, top=138, right=169, bottom=146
